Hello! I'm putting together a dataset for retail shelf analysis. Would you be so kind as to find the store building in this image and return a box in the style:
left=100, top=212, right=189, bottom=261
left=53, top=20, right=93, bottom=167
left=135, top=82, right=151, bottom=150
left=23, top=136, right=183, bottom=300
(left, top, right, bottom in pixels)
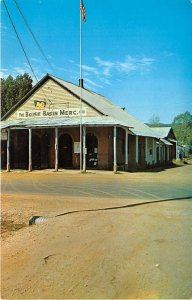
left=1, top=74, right=177, bottom=172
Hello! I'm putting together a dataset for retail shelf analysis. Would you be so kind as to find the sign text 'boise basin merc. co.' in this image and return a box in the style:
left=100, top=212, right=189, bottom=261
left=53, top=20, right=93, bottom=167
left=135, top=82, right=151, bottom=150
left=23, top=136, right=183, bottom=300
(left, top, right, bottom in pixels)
left=17, top=100, right=87, bottom=119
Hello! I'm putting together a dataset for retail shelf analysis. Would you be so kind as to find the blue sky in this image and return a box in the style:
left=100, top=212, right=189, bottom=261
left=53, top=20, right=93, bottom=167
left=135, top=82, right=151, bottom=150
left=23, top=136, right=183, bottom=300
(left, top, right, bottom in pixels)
left=1, top=0, right=192, bottom=123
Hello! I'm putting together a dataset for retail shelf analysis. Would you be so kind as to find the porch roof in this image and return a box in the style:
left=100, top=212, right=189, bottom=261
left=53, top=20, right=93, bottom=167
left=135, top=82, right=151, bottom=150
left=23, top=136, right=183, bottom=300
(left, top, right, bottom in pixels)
left=160, top=138, right=173, bottom=146
left=0, top=116, right=133, bottom=130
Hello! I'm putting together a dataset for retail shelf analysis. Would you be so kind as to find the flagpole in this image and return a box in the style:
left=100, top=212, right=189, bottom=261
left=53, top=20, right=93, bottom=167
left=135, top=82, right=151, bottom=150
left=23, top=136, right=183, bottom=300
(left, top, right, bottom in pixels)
left=80, top=0, right=82, bottom=172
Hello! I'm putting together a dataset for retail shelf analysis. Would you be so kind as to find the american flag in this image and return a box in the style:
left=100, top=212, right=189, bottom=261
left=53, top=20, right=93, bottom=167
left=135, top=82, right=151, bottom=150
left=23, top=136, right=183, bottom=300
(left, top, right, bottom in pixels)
left=80, top=0, right=86, bottom=21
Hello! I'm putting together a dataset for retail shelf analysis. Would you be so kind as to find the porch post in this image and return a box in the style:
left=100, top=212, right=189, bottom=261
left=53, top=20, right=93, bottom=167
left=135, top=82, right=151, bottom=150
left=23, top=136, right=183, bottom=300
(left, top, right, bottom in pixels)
left=145, top=137, right=148, bottom=164
left=55, top=127, right=58, bottom=171
left=125, top=128, right=128, bottom=171
left=135, top=135, right=139, bottom=164
left=29, top=128, right=32, bottom=171
left=175, top=140, right=178, bottom=159
left=153, top=138, right=156, bottom=164
left=83, top=126, right=86, bottom=172
left=158, top=139, right=161, bottom=163
left=167, top=145, right=169, bottom=162
left=113, top=126, right=117, bottom=173
left=7, top=128, right=10, bottom=172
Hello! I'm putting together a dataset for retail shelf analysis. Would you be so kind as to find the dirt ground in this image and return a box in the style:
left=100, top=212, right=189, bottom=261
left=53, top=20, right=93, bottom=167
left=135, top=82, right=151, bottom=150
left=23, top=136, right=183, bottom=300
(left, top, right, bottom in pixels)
left=1, top=165, right=192, bottom=299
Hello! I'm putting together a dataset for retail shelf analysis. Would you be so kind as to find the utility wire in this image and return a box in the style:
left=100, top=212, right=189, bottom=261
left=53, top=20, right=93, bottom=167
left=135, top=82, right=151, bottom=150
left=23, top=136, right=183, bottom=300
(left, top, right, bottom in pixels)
left=2, top=0, right=39, bottom=83
left=2, top=0, right=54, bottom=105
left=13, top=0, right=54, bottom=71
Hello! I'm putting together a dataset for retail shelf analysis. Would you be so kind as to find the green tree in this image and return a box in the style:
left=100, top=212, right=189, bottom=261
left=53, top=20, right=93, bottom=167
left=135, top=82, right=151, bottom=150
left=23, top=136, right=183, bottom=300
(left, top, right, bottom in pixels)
left=1, top=73, right=33, bottom=118
left=172, top=111, right=192, bottom=145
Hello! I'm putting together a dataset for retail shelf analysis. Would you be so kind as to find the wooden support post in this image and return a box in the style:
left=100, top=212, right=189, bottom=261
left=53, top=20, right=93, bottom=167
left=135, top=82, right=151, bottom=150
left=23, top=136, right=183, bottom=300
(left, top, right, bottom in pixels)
left=167, top=146, right=169, bottom=162
left=83, top=126, right=86, bottom=172
left=29, top=128, right=32, bottom=172
left=125, top=128, right=128, bottom=171
left=158, top=139, right=161, bottom=163
left=135, top=135, right=138, bottom=164
left=175, top=141, right=178, bottom=159
left=55, top=127, right=58, bottom=171
left=163, top=144, right=166, bottom=162
left=7, top=128, right=10, bottom=172
left=145, top=137, right=148, bottom=164
left=153, top=138, right=156, bottom=164
left=113, top=126, right=117, bottom=173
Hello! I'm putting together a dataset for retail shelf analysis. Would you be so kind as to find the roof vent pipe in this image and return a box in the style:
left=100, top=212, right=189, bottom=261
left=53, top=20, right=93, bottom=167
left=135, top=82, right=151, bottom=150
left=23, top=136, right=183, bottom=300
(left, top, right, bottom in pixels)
left=79, top=78, right=84, bottom=88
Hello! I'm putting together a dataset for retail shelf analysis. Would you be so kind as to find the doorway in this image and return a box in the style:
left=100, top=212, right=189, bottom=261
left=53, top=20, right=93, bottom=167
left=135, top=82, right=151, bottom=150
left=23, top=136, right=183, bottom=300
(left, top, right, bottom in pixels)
left=59, top=134, right=73, bottom=168
left=86, top=133, right=98, bottom=168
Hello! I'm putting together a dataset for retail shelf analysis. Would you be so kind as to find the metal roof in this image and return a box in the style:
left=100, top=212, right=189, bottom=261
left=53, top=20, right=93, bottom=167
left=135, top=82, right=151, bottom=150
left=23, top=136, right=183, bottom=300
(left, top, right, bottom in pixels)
left=0, top=116, right=131, bottom=130
left=50, top=75, right=161, bottom=138
left=1, top=74, right=166, bottom=138
left=160, top=138, right=173, bottom=146
left=150, top=127, right=172, bottom=138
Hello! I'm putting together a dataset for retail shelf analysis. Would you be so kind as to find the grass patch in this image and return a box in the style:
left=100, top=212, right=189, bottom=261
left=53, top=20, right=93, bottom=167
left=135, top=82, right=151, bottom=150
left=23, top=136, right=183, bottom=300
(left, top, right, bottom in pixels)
left=172, top=159, right=185, bottom=167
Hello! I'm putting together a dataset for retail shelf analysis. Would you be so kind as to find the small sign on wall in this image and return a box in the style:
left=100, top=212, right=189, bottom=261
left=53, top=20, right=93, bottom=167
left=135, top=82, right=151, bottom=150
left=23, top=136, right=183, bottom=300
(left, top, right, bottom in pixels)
left=34, top=100, right=46, bottom=110
left=74, top=142, right=80, bottom=153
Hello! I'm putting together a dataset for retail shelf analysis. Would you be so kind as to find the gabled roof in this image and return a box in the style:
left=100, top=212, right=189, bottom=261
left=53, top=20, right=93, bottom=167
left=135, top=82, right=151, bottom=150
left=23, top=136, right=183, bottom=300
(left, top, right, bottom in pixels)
left=151, top=127, right=176, bottom=140
left=1, top=73, right=162, bottom=138
left=50, top=75, right=160, bottom=138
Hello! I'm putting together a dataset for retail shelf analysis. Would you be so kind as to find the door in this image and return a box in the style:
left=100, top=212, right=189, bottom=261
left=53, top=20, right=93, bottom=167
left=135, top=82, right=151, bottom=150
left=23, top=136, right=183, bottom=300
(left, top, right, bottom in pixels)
left=59, top=134, right=73, bottom=168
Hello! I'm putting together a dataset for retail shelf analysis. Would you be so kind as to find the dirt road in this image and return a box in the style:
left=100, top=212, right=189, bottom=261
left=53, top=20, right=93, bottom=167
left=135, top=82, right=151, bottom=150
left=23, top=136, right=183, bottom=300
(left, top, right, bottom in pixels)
left=1, top=165, right=192, bottom=299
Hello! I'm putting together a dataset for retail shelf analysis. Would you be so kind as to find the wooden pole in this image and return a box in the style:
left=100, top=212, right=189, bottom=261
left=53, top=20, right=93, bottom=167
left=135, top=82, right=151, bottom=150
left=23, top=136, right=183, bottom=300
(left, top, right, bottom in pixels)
left=7, top=128, right=10, bottom=172
left=55, top=127, right=58, bottom=171
left=29, top=128, right=32, bottom=171
left=135, top=135, right=139, bottom=164
left=145, top=137, right=148, bottom=164
left=83, top=126, right=86, bottom=172
left=125, top=128, right=128, bottom=171
left=113, top=126, right=117, bottom=173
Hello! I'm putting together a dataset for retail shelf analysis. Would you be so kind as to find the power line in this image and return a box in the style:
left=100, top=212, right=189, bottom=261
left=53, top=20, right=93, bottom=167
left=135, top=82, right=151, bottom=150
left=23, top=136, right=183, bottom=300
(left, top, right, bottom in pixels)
left=2, top=0, right=39, bottom=83
left=13, top=0, right=54, bottom=71
left=2, top=0, right=54, bottom=105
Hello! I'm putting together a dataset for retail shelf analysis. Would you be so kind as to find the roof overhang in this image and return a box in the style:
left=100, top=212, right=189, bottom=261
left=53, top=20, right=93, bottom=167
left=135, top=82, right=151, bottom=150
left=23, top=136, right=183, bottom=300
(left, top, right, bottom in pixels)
left=0, top=116, right=133, bottom=130
left=160, top=138, right=173, bottom=146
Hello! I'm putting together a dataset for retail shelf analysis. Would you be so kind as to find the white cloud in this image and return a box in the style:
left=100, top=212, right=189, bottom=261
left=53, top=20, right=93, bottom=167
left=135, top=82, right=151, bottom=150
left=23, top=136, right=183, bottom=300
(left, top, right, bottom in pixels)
left=82, top=64, right=99, bottom=76
left=94, top=56, right=114, bottom=76
left=94, top=57, right=114, bottom=68
left=0, top=69, right=9, bottom=78
left=84, top=77, right=103, bottom=89
left=95, top=55, right=156, bottom=76
left=0, top=63, right=45, bottom=83
left=99, top=77, right=111, bottom=85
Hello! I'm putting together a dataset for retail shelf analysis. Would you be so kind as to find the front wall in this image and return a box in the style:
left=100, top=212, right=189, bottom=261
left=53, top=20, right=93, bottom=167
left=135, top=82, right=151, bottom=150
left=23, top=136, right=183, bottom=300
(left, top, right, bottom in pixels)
left=86, top=127, right=112, bottom=170
left=7, top=79, right=101, bottom=121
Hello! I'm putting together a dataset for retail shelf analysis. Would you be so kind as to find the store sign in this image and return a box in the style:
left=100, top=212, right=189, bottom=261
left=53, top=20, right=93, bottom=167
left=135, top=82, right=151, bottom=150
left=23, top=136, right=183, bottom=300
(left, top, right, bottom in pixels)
left=34, top=100, right=46, bottom=110
left=17, top=108, right=87, bottom=119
